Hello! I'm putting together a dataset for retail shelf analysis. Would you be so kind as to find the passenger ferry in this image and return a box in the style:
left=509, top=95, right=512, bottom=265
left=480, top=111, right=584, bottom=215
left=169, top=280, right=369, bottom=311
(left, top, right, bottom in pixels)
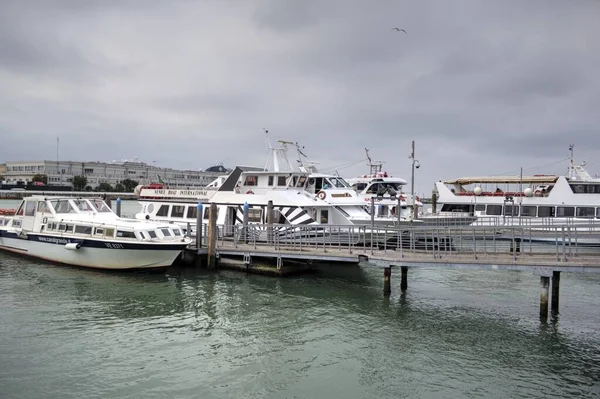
left=134, top=138, right=401, bottom=245
left=0, top=196, right=192, bottom=270
left=435, top=147, right=600, bottom=229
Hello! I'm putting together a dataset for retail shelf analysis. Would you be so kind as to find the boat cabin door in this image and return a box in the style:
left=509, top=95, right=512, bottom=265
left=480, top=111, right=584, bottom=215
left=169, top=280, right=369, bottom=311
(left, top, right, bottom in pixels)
left=21, top=200, right=38, bottom=231
left=225, top=206, right=237, bottom=237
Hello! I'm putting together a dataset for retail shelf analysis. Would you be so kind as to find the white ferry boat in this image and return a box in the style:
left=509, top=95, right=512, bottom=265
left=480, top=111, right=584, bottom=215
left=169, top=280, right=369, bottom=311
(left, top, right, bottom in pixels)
left=134, top=138, right=401, bottom=245
left=435, top=147, right=600, bottom=229
left=0, top=196, right=192, bottom=270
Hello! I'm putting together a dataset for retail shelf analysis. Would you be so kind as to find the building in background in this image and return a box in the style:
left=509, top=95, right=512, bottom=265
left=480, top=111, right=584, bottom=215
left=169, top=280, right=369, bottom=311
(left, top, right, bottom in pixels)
left=2, top=160, right=231, bottom=190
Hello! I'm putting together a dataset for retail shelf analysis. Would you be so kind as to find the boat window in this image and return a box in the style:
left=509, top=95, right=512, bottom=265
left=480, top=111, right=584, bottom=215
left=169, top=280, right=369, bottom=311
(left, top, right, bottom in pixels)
left=366, top=184, right=380, bottom=194
left=486, top=205, right=502, bottom=216
left=171, top=205, right=185, bottom=218
left=51, top=200, right=75, bottom=214
left=297, top=176, right=307, bottom=187
left=503, top=205, right=519, bottom=216
left=203, top=207, right=219, bottom=220
left=94, top=228, right=104, bottom=236
left=65, top=224, right=74, bottom=233
left=474, top=204, right=486, bottom=212
left=104, top=228, right=115, bottom=237
left=139, top=231, right=148, bottom=239
left=160, top=228, right=172, bottom=237
left=116, top=230, right=136, bottom=238
left=12, top=220, right=22, bottom=228
left=74, top=200, right=93, bottom=212
left=556, top=206, right=575, bottom=217
left=292, top=176, right=298, bottom=187
left=244, top=176, right=258, bottom=186
left=187, top=206, right=198, bottom=219
left=147, top=204, right=155, bottom=213
left=569, top=184, right=585, bottom=194
left=441, top=204, right=472, bottom=213
left=576, top=207, right=595, bottom=218
left=597, top=208, right=600, bottom=219
left=74, top=225, right=93, bottom=234
left=156, top=205, right=170, bottom=217
left=538, top=206, right=556, bottom=217
left=277, top=176, right=287, bottom=186
left=268, top=176, right=274, bottom=186
left=90, top=199, right=112, bottom=213
left=315, top=178, right=323, bottom=191
left=172, top=228, right=181, bottom=236
left=37, top=202, right=49, bottom=213
left=329, top=178, right=348, bottom=188
left=521, top=206, right=537, bottom=217
left=248, top=208, right=262, bottom=223
left=320, top=210, right=329, bottom=224
left=147, top=230, right=157, bottom=238
left=25, top=201, right=36, bottom=216
left=58, top=223, right=67, bottom=231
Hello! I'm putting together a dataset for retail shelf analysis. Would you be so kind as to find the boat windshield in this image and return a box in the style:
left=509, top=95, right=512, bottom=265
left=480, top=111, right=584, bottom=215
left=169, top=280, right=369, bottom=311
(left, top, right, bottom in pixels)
left=49, top=199, right=76, bottom=214
left=90, top=199, right=112, bottom=213
left=366, top=182, right=402, bottom=194
left=73, top=199, right=94, bottom=212
left=326, top=177, right=350, bottom=188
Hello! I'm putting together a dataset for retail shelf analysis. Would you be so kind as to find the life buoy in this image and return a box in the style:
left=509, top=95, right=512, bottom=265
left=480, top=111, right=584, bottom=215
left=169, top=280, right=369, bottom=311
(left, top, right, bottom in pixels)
left=246, top=190, right=254, bottom=194
left=317, top=191, right=326, bottom=200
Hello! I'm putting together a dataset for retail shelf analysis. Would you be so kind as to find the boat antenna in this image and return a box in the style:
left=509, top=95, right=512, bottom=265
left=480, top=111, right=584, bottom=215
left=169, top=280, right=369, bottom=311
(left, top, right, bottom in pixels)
left=568, top=143, right=574, bottom=179
left=264, top=128, right=273, bottom=150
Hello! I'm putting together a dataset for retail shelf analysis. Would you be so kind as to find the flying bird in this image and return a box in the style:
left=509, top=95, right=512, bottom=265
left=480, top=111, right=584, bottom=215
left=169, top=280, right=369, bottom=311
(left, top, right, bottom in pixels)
left=391, top=28, right=407, bottom=34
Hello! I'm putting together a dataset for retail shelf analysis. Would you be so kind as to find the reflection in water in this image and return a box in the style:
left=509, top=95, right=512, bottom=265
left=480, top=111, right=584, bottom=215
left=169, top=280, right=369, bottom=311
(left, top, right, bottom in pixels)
left=0, top=251, right=599, bottom=399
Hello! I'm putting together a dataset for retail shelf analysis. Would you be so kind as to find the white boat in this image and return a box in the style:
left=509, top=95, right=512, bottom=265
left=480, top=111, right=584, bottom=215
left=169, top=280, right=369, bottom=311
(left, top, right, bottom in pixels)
left=0, top=196, right=192, bottom=270
left=434, top=146, right=600, bottom=230
left=341, top=150, right=476, bottom=227
left=134, top=138, right=401, bottom=246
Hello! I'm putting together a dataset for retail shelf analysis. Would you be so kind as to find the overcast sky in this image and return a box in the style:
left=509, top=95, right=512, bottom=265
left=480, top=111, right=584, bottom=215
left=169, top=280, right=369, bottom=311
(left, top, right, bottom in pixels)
left=1, top=0, right=599, bottom=195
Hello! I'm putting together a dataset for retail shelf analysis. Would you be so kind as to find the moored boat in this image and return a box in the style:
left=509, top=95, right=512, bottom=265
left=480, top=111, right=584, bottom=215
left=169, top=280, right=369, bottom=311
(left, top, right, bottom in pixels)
left=0, top=196, right=192, bottom=270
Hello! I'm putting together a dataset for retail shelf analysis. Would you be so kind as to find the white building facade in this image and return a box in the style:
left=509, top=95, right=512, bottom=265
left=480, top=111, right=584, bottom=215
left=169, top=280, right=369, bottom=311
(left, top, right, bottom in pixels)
left=3, top=160, right=227, bottom=189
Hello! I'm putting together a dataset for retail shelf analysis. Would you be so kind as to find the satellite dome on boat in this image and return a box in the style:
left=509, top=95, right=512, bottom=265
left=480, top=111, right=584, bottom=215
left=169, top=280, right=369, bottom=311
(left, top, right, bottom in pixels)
left=205, top=165, right=231, bottom=173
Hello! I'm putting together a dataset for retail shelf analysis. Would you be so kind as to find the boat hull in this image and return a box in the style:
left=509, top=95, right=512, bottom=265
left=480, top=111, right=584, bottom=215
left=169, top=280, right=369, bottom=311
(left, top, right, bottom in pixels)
left=0, top=233, right=188, bottom=270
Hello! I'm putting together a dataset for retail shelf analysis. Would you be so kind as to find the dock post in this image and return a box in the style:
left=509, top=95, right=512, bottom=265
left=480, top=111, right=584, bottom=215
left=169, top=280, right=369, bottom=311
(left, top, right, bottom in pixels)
left=540, top=276, right=550, bottom=321
left=400, top=265, right=408, bottom=291
left=383, top=266, right=392, bottom=296
left=267, top=200, right=274, bottom=245
left=551, top=271, right=561, bottom=314
left=115, top=197, right=121, bottom=217
left=196, top=201, right=203, bottom=252
left=243, top=202, right=249, bottom=244
left=207, top=203, right=218, bottom=269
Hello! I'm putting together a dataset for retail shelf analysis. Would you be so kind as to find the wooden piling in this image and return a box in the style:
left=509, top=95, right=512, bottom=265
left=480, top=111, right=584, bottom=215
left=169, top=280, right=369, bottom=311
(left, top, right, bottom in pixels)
left=540, top=276, right=550, bottom=321
left=383, top=266, right=392, bottom=295
left=551, top=271, right=561, bottom=314
left=207, top=203, right=218, bottom=269
left=400, top=265, right=408, bottom=291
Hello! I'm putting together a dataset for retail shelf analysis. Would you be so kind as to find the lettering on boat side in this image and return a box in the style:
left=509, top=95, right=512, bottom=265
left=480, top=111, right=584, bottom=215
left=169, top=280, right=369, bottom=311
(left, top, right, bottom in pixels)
left=38, top=237, right=69, bottom=245
left=105, top=243, right=125, bottom=249
left=151, top=189, right=208, bottom=196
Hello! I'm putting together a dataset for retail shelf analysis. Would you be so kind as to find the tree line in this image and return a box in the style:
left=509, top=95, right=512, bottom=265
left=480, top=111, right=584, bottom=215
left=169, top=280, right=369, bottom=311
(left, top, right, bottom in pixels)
left=26, top=174, right=139, bottom=192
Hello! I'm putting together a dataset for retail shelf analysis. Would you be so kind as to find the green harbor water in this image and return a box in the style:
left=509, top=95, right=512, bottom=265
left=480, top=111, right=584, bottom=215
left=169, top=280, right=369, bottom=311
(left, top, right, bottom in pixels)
left=1, top=200, right=599, bottom=398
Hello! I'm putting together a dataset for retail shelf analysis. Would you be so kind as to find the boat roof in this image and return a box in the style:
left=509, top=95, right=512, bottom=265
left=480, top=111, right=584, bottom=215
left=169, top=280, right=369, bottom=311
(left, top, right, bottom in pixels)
left=443, top=175, right=560, bottom=185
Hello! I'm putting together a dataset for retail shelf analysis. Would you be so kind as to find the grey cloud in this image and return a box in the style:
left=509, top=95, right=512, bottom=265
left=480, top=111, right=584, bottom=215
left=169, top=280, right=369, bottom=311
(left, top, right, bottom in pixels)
left=1, top=0, right=599, bottom=194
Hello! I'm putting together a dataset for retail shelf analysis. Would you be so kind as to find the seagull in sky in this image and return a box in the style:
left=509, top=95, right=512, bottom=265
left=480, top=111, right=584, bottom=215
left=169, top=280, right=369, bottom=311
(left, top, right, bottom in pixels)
left=391, top=28, right=407, bottom=34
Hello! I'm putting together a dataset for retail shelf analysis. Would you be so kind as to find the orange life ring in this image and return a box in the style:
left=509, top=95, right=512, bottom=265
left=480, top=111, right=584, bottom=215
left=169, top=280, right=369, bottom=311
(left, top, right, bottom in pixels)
left=246, top=190, right=254, bottom=194
left=317, top=191, right=326, bottom=200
